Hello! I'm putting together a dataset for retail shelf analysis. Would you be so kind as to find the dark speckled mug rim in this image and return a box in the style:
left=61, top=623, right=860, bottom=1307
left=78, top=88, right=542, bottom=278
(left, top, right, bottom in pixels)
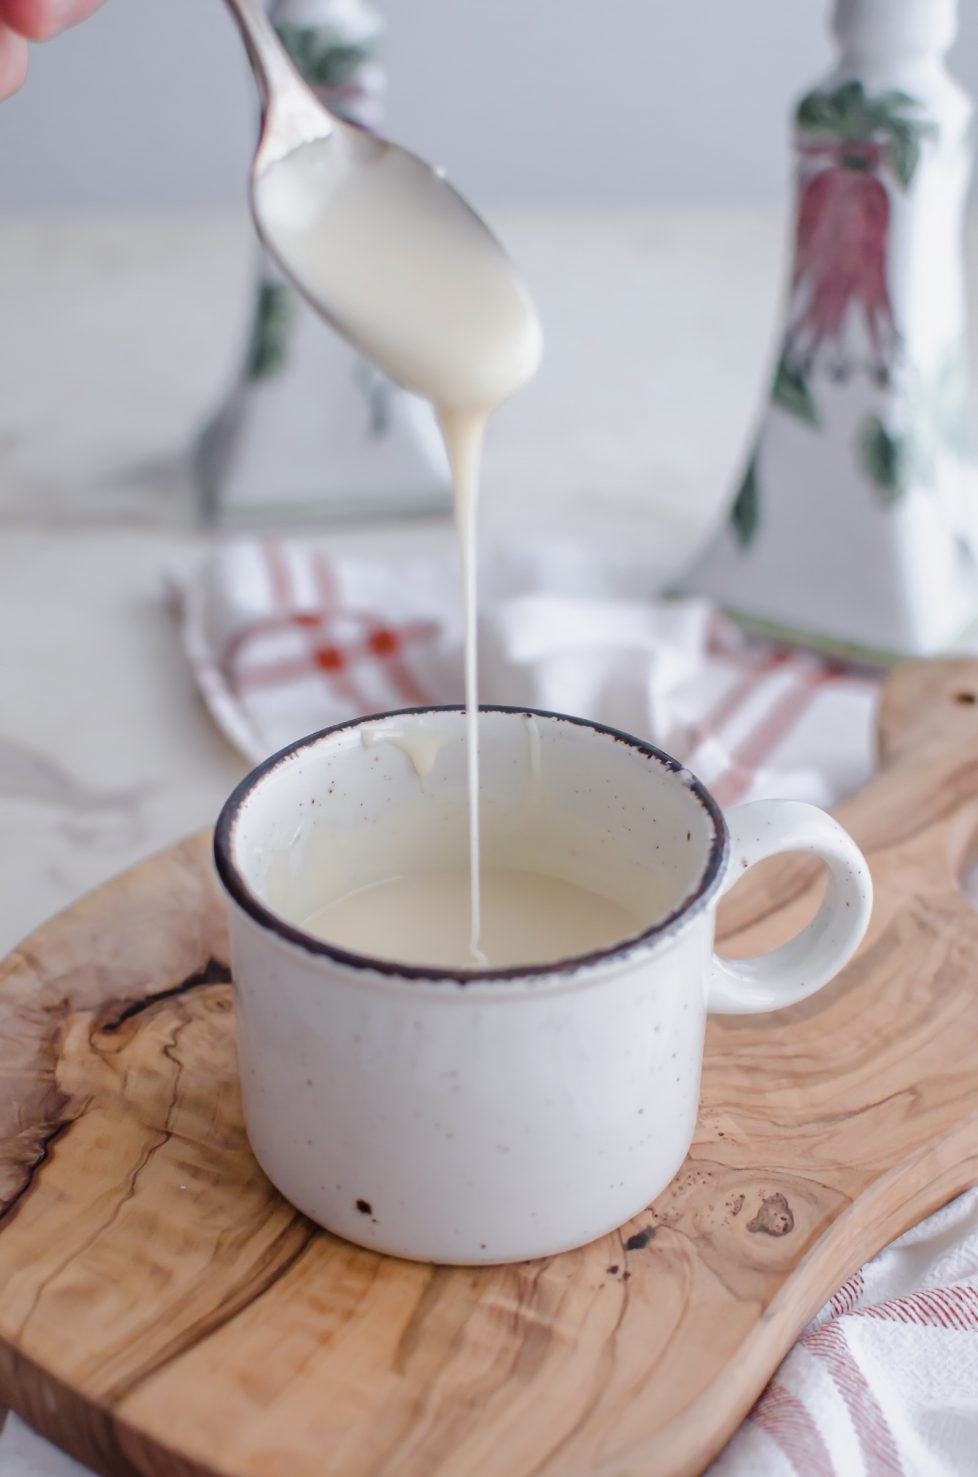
left=213, top=705, right=730, bottom=985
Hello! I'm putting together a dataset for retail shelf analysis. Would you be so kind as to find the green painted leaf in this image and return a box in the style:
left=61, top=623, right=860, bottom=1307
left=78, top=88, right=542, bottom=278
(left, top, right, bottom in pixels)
left=836, top=79, right=866, bottom=112
left=245, top=282, right=293, bottom=380
left=797, top=89, right=839, bottom=132
left=857, top=416, right=929, bottom=503
left=888, top=121, right=922, bottom=187
left=275, top=24, right=370, bottom=92
left=842, top=82, right=871, bottom=137
left=796, top=79, right=937, bottom=166
left=731, top=454, right=760, bottom=548
left=856, top=346, right=974, bottom=508
left=873, top=89, right=922, bottom=113
left=772, top=358, right=818, bottom=425
left=802, top=90, right=854, bottom=134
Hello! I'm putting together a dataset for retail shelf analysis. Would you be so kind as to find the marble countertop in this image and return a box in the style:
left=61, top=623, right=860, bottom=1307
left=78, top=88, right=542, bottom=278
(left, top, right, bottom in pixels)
left=2, top=205, right=977, bottom=1474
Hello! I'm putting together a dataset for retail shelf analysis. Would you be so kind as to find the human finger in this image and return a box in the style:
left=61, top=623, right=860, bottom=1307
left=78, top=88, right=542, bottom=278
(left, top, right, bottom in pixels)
left=0, top=0, right=104, bottom=43
left=0, top=22, right=28, bottom=98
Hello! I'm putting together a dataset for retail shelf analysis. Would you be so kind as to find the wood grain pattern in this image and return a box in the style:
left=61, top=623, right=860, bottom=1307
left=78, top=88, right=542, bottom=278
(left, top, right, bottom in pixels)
left=2, top=660, right=978, bottom=1477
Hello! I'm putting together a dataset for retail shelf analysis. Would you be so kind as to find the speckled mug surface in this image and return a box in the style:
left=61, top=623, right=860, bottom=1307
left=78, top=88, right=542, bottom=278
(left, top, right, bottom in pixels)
left=214, top=707, right=872, bottom=1265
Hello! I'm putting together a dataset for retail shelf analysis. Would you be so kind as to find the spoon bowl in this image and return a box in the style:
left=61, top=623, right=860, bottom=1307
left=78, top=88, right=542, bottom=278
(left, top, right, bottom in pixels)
left=223, top=0, right=542, bottom=410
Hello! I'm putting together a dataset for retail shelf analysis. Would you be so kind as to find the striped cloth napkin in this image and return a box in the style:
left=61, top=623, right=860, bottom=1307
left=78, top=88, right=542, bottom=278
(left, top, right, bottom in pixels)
left=168, top=536, right=978, bottom=1476
left=180, top=538, right=878, bottom=803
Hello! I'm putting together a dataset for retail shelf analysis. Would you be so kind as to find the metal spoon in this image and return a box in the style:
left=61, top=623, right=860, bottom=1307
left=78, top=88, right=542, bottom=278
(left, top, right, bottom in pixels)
left=224, top=0, right=335, bottom=170
left=221, top=0, right=541, bottom=409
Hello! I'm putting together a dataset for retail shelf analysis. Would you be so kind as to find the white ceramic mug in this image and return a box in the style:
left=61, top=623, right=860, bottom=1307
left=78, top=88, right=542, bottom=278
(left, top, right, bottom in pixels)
left=215, top=706, right=872, bottom=1265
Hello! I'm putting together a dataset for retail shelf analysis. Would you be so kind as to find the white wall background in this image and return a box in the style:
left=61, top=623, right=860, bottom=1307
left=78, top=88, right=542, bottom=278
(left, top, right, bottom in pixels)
left=2, top=1, right=978, bottom=211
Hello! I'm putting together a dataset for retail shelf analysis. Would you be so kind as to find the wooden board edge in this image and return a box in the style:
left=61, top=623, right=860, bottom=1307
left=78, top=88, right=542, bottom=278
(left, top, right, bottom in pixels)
left=0, top=831, right=216, bottom=989
left=610, top=1113, right=978, bottom=1477
left=0, top=1337, right=224, bottom=1477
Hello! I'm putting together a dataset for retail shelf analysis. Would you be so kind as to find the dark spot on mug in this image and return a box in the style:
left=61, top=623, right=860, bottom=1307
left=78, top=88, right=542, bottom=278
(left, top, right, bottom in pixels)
left=741, top=856, right=749, bottom=868
left=954, top=690, right=978, bottom=705
left=607, top=1264, right=619, bottom=1276
left=624, top=1226, right=656, bottom=1252
left=686, top=831, right=691, bottom=842
left=622, top=1270, right=632, bottom=1281
left=356, top=1199, right=373, bottom=1216
left=729, top=1194, right=745, bottom=1216
left=747, top=1192, right=794, bottom=1237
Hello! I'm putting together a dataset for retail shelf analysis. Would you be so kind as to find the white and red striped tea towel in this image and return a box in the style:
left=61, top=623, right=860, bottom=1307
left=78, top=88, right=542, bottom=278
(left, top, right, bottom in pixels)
left=180, top=538, right=877, bottom=806
left=171, top=536, right=978, bottom=1476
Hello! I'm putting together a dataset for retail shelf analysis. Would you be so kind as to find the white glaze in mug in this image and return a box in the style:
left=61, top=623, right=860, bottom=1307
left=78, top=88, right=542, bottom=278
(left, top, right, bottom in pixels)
left=214, top=707, right=872, bottom=1265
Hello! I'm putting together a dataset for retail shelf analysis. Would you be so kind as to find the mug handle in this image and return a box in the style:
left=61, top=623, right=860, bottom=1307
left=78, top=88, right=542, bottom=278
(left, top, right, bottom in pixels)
left=708, top=799, right=873, bottom=1015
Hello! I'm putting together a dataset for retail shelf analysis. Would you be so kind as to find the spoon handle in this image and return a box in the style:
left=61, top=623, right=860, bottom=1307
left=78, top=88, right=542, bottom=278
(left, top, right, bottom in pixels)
left=223, top=0, right=296, bottom=104
left=223, top=0, right=335, bottom=153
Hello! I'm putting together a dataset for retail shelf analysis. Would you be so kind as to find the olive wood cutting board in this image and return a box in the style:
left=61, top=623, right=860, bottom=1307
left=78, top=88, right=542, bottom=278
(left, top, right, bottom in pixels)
left=2, top=658, right=978, bottom=1477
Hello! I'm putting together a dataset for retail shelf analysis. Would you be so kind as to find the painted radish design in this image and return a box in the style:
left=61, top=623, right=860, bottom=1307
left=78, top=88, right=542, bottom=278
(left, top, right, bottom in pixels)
left=731, top=80, right=941, bottom=545
left=782, top=82, right=933, bottom=387
left=786, top=141, right=895, bottom=382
